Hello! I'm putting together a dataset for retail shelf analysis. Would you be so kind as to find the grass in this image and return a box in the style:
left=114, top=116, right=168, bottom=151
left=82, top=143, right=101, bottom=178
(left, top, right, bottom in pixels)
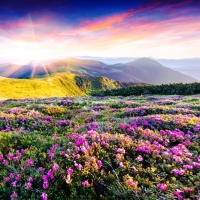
left=0, top=73, right=126, bottom=99
left=0, top=73, right=85, bottom=98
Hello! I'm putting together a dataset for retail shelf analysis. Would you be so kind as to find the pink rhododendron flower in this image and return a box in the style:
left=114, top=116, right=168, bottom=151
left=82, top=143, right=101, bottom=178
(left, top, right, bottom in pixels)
left=2, top=159, right=8, bottom=165
left=27, top=159, right=34, bottom=166
left=184, top=187, right=193, bottom=192
left=15, top=174, right=21, bottom=181
left=67, top=168, right=74, bottom=175
left=174, top=189, right=183, bottom=199
left=97, top=160, right=102, bottom=168
left=28, top=177, right=33, bottom=182
left=132, top=166, right=138, bottom=172
left=9, top=173, right=14, bottom=178
left=43, top=181, right=49, bottom=189
left=118, top=148, right=125, bottom=154
left=119, top=162, right=126, bottom=168
left=25, top=182, right=31, bottom=190
left=157, top=183, right=167, bottom=191
left=127, top=179, right=137, bottom=188
left=12, top=181, right=17, bottom=187
left=74, top=162, right=83, bottom=170
left=8, top=153, right=13, bottom=159
left=53, top=163, right=59, bottom=172
left=183, top=165, right=193, bottom=170
left=82, top=180, right=90, bottom=187
left=172, top=169, right=184, bottom=175
left=4, top=177, right=10, bottom=182
left=10, top=191, right=17, bottom=199
left=12, top=157, right=19, bottom=162
left=65, top=174, right=71, bottom=184
left=47, top=169, right=54, bottom=179
left=49, top=153, right=55, bottom=159
left=41, top=192, right=48, bottom=200
left=193, top=162, right=200, bottom=168
left=38, top=167, right=43, bottom=173
left=136, top=155, right=143, bottom=162
left=0, top=154, right=3, bottom=160
left=197, top=156, right=200, bottom=162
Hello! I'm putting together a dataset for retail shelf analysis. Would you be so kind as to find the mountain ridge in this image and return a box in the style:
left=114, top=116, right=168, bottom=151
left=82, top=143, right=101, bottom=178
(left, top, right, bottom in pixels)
left=0, top=57, right=198, bottom=84
left=0, top=73, right=139, bottom=98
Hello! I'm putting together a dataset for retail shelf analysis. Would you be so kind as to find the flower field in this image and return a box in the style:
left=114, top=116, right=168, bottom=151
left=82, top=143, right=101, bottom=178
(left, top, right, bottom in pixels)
left=0, top=95, right=200, bottom=200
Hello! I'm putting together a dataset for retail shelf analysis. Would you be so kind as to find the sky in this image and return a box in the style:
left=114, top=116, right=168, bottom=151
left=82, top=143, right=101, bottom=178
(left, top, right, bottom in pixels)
left=0, top=0, right=200, bottom=64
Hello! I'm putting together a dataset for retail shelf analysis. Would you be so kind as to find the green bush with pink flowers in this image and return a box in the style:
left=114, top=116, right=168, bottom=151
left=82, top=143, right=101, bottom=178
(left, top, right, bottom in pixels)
left=0, top=95, right=200, bottom=200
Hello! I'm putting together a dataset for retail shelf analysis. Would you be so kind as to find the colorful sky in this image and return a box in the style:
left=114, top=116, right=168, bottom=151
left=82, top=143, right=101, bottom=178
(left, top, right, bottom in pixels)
left=0, top=0, right=200, bottom=64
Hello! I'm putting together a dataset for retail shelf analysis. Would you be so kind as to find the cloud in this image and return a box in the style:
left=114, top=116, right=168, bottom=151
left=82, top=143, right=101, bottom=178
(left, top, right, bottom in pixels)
left=0, top=1, right=200, bottom=63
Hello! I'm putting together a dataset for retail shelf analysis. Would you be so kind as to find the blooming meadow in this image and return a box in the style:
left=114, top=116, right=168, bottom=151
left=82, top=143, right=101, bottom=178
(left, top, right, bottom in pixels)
left=0, top=95, right=200, bottom=199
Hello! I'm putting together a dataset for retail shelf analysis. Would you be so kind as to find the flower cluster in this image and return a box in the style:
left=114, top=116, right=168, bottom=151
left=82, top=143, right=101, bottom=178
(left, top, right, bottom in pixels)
left=0, top=95, right=200, bottom=199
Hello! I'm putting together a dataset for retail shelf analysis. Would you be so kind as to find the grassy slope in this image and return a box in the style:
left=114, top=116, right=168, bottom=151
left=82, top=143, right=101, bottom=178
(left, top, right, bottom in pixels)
left=0, top=73, right=127, bottom=98
left=0, top=73, right=85, bottom=98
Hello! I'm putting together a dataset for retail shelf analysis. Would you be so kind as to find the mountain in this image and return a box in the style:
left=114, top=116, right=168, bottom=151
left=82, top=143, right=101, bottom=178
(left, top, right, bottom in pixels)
left=98, top=58, right=197, bottom=84
left=74, top=57, right=200, bottom=81
left=79, top=57, right=200, bottom=81
left=156, top=58, right=200, bottom=81
left=0, top=73, right=131, bottom=98
left=75, top=56, right=139, bottom=64
left=0, top=58, right=197, bottom=84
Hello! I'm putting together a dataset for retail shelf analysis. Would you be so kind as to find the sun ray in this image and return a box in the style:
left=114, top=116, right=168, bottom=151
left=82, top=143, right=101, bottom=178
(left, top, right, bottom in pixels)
left=42, top=61, right=49, bottom=76
left=31, top=61, right=38, bottom=78
left=0, top=64, right=22, bottom=78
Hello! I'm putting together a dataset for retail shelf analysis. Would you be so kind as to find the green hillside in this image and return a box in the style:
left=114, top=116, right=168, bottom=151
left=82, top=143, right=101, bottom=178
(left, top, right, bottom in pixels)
left=0, top=73, right=126, bottom=99
left=0, top=73, right=85, bottom=98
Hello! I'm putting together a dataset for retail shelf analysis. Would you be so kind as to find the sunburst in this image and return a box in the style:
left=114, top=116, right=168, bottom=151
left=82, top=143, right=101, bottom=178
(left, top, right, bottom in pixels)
left=1, top=14, right=58, bottom=78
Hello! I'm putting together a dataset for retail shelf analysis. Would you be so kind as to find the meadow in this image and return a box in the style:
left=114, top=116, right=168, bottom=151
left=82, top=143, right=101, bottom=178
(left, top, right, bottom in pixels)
left=0, top=95, right=200, bottom=200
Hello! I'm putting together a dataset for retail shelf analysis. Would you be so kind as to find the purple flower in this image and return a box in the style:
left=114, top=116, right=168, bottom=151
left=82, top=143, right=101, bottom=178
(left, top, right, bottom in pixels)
left=41, top=193, right=48, bottom=200
left=183, top=165, right=193, bottom=170
left=12, top=157, right=19, bottom=162
left=67, top=168, right=74, bottom=175
left=97, top=160, right=102, bottom=168
left=47, top=169, right=54, bottom=179
left=82, top=180, right=90, bottom=187
left=27, top=159, right=34, bottom=166
left=25, top=182, right=31, bottom=190
left=193, top=162, right=200, bottom=168
left=8, top=153, right=13, bottom=159
left=53, top=163, right=59, bottom=172
left=28, top=177, right=33, bottom=182
left=74, top=163, right=83, bottom=171
left=4, top=177, right=10, bottom=182
left=157, top=183, right=167, bottom=191
left=117, top=148, right=125, bottom=154
left=38, top=167, right=43, bottom=173
left=2, top=159, right=8, bottom=165
left=43, top=181, right=49, bottom=189
left=15, top=174, right=22, bottom=181
left=172, top=169, right=184, bottom=176
left=9, top=173, right=14, bottom=178
left=10, top=191, right=17, bottom=199
left=11, top=181, right=17, bottom=187
left=0, top=154, right=3, bottom=160
left=136, top=155, right=143, bottom=162
left=49, top=153, right=55, bottom=159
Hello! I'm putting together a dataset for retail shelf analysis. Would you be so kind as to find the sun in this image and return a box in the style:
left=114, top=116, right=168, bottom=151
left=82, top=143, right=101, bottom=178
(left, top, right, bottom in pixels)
left=10, top=41, right=52, bottom=64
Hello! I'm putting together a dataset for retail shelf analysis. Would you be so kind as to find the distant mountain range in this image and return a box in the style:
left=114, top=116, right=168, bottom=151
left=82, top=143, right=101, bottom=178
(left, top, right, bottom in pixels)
left=76, top=56, right=200, bottom=81
left=0, top=57, right=197, bottom=84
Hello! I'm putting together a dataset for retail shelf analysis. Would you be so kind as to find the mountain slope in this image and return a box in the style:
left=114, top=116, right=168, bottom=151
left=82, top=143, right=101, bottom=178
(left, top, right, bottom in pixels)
left=0, top=58, right=197, bottom=84
left=0, top=73, right=128, bottom=98
left=99, top=58, right=197, bottom=84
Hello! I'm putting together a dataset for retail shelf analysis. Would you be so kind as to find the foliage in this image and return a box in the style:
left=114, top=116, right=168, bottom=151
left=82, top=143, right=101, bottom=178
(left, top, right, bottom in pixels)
left=0, top=95, right=200, bottom=200
left=91, top=82, right=200, bottom=96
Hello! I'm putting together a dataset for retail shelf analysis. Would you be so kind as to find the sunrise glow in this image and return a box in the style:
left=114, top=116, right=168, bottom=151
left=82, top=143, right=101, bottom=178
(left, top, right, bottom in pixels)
left=0, top=1, right=200, bottom=65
